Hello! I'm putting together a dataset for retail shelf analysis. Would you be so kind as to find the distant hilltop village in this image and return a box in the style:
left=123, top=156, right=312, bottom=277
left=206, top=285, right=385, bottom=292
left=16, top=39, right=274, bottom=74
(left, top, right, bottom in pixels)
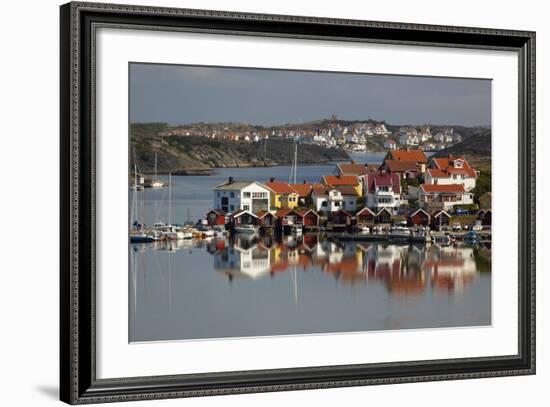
left=149, top=116, right=476, bottom=153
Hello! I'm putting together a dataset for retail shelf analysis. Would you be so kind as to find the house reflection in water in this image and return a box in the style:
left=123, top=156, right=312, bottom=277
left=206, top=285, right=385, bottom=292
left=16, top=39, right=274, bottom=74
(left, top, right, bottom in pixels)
left=211, top=234, right=487, bottom=294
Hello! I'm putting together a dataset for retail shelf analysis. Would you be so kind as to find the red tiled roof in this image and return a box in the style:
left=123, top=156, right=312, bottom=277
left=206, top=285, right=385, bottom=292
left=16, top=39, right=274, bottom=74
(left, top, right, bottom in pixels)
left=289, top=183, right=314, bottom=197
left=384, top=160, right=418, bottom=172
left=366, top=173, right=401, bottom=194
left=357, top=207, right=376, bottom=216
left=275, top=209, right=294, bottom=218
left=264, top=181, right=298, bottom=194
left=390, top=150, right=428, bottom=163
left=294, top=208, right=319, bottom=218
left=337, top=163, right=368, bottom=176
left=322, top=175, right=359, bottom=186
left=430, top=155, right=477, bottom=177
left=420, top=184, right=466, bottom=193
left=229, top=209, right=258, bottom=218
left=366, top=164, right=381, bottom=174
left=255, top=210, right=275, bottom=219
left=334, top=185, right=358, bottom=196
left=207, top=209, right=226, bottom=216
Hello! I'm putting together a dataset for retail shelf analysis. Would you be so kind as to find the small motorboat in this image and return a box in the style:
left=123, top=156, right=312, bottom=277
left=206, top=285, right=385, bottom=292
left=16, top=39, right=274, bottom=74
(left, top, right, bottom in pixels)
left=433, top=234, right=452, bottom=246
left=464, top=231, right=481, bottom=245
left=130, top=233, right=158, bottom=243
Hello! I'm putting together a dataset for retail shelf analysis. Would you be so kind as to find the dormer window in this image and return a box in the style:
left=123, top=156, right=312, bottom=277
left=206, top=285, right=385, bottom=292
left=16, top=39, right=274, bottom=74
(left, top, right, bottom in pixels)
left=453, top=160, right=464, bottom=168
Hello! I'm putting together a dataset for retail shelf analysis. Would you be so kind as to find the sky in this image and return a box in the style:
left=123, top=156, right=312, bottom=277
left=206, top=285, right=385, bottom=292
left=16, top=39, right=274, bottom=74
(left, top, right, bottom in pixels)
left=129, top=63, right=491, bottom=127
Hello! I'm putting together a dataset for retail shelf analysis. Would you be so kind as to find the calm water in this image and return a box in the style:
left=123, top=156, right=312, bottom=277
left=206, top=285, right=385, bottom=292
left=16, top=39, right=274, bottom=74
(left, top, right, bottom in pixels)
left=129, top=154, right=491, bottom=342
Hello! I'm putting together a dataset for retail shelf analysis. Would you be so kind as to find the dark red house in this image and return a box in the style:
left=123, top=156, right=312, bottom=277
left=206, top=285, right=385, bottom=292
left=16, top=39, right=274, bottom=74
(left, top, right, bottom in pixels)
left=229, top=209, right=258, bottom=226
left=205, top=209, right=227, bottom=226
left=431, top=209, right=451, bottom=229
left=295, top=208, right=320, bottom=228
left=356, top=207, right=376, bottom=226
left=477, top=209, right=492, bottom=226
left=375, top=207, right=393, bottom=224
left=256, top=210, right=277, bottom=228
left=327, top=209, right=355, bottom=228
left=407, top=208, right=430, bottom=226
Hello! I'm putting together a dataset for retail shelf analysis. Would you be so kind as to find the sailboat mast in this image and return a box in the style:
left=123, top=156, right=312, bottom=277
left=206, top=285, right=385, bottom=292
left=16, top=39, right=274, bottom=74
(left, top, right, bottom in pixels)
left=293, top=142, right=298, bottom=185
left=154, top=152, right=158, bottom=179
left=168, top=173, right=172, bottom=225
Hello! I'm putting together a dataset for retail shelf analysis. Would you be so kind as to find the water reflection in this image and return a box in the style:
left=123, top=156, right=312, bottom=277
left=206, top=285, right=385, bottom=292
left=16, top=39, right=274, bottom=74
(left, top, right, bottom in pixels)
left=129, top=235, right=491, bottom=341
left=132, top=234, right=490, bottom=293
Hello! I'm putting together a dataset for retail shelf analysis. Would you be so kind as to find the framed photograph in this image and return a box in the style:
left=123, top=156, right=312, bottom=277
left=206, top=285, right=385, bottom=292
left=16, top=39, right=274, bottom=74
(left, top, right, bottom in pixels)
left=60, top=1, right=535, bottom=404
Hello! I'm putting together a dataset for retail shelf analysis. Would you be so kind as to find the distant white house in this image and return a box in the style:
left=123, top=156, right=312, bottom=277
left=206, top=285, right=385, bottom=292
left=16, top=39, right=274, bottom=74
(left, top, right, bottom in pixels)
left=399, top=132, right=419, bottom=145
left=384, top=139, right=397, bottom=150
left=213, top=180, right=272, bottom=213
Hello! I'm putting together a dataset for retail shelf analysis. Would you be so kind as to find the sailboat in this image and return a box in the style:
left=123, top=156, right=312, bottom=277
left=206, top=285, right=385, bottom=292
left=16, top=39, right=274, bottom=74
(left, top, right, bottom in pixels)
left=152, top=173, right=193, bottom=240
left=144, top=152, right=165, bottom=188
left=130, top=148, right=144, bottom=191
left=130, top=154, right=158, bottom=243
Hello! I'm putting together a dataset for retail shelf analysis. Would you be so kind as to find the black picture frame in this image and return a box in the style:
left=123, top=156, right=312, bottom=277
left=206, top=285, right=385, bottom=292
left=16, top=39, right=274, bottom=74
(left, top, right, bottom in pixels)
left=60, top=1, right=536, bottom=404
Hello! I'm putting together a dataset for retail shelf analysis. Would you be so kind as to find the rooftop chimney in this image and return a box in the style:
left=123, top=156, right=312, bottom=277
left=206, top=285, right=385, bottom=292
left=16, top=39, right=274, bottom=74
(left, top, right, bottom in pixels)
left=270, top=177, right=275, bottom=183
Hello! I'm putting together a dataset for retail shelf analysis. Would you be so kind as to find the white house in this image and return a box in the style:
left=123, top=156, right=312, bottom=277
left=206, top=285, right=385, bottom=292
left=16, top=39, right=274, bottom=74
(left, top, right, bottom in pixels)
left=213, top=179, right=272, bottom=213
left=384, top=139, right=397, bottom=150
left=399, top=133, right=419, bottom=145
left=365, top=173, right=403, bottom=213
left=418, top=184, right=473, bottom=211
left=425, top=155, right=477, bottom=191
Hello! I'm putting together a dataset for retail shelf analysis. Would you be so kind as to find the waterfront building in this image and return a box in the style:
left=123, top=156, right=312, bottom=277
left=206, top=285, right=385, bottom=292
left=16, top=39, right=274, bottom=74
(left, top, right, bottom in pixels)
left=425, top=155, right=478, bottom=192
left=477, top=209, right=492, bottom=226
left=418, top=184, right=474, bottom=210
left=384, top=149, right=428, bottom=173
left=407, top=208, right=431, bottom=227
left=365, top=173, right=402, bottom=214
left=205, top=209, right=227, bottom=226
left=228, top=209, right=259, bottom=227
left=213, top=179, right=272, bottom=213
left=356, top=207, right=376, bottom=227
left=430, top=209, right=451, bottom=230
left=375, top=207, right=393, bottom=224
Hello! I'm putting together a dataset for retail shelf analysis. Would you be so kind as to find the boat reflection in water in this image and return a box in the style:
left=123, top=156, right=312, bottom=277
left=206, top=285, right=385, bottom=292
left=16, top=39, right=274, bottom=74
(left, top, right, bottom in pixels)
left=129, top=234, right=491, bottom=342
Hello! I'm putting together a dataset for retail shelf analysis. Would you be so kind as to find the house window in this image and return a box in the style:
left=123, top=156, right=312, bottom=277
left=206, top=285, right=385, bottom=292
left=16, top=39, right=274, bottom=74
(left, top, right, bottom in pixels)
left=229, top=205, right=235, bottom=211
left=243, top=205, right=250, bottom=211
left=335, top=201, right=340, bottom=207
left=243, top=192, right=251, bottom=198
left=321, top=201, right=328, bottom=207
left=230, top=192, right=235, bottom=198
